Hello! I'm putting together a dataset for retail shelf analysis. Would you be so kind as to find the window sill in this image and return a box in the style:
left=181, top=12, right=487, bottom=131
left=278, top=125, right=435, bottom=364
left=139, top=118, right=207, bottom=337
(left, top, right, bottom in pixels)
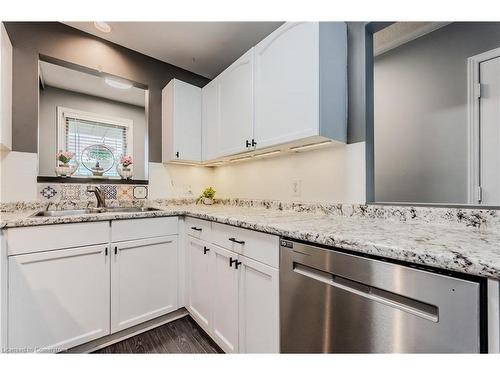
left=37, top=176, right=148, bottom=185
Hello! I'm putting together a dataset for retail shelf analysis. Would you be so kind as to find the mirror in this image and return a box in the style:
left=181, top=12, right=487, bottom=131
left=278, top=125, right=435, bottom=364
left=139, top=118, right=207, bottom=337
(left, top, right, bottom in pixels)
left=373, top=22, right=500, bottom=206
left=37, top=58, right=148, bottom=180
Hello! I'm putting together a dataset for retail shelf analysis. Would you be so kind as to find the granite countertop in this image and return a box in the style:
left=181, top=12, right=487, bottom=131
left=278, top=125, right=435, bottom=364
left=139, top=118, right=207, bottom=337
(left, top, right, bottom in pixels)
left=1, top=202, right=500, bottom=280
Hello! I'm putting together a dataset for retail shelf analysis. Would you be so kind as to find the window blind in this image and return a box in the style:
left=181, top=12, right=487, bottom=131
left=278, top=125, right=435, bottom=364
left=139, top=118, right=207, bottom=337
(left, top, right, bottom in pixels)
left=65, top=117, right=128, bottom=177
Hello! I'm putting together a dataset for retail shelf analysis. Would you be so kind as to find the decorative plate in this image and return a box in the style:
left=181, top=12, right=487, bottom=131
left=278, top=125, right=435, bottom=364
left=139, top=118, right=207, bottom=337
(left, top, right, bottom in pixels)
left=81, top=144, right=115, bottom=176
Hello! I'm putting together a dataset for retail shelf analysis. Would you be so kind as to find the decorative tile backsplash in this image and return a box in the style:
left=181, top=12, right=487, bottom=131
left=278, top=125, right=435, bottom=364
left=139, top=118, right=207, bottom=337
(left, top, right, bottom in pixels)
left=100, top=185, right=117, bottom=200
left=133, top=186, right=148, bottom=199
left=60, top=184, right=81, bottom=200
left=37, top=183, right=148, bottom=202
left=117, top=185, right=133, bottom=200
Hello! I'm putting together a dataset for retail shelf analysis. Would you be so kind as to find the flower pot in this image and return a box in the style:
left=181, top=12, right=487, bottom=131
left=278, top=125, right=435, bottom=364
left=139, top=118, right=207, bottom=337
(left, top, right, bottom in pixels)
left=55, top=162, right=78, bottom=177
left=117, top=164, right=133, bottom=180
left=203, top=198, right=214, bottom=205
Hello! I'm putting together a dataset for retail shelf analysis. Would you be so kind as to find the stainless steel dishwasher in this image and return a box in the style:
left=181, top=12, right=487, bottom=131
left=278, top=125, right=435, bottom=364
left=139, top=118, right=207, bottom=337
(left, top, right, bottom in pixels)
left=280, top=239, right=485, bottom=353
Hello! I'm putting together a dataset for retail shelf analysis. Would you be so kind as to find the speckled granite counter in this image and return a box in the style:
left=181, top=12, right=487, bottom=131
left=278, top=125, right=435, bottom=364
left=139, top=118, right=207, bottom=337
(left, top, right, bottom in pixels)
left=1, top=199, right=500, bottom=280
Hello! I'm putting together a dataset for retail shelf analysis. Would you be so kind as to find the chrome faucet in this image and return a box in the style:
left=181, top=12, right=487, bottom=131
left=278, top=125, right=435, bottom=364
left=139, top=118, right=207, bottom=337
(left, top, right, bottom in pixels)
left=87, top=186, right=106, bottom=208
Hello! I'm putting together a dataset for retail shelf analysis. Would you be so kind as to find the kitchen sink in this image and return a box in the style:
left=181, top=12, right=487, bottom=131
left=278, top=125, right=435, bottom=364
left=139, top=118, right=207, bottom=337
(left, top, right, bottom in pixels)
left=31, top=207, right=161, bottom=217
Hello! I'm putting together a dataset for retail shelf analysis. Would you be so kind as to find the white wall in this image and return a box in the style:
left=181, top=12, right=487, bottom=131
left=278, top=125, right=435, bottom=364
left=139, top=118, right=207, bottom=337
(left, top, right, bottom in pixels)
left=0, top=151, right=38, bottom=202
left=0, top=144, right=366, bottom=204
left=212, top=142, right=366, bottom=203
left=148, top=162, right=214, bottom=200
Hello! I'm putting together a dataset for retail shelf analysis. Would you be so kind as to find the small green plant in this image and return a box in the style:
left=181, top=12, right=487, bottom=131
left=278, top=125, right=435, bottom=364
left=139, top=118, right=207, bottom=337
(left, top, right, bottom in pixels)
left=197, top=186, right=216, bottom=204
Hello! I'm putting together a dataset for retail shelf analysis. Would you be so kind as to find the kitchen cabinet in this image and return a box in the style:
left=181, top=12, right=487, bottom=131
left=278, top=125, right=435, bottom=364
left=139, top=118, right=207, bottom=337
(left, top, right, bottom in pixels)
left=111, top=235, right=178, bottom=333
left=185, top=222, right=279, bottom=353
left=4, top=217, right=180, bottom=352
left=0, top=22, right=12, bottom=151
left=186, top=236, right=213, bottom=331
left=211, top=245, right=239, bottom=353
left=217, top=49, right=254, bottom=157
left=162, top=79, right=202, bottom=163
left=202, top=78, right=220, bottom=161
left=254, top=22, right=347, bottom=149
left=238, top=255, right=279, bottom=353
left=8, top=245, right=110, bottom=352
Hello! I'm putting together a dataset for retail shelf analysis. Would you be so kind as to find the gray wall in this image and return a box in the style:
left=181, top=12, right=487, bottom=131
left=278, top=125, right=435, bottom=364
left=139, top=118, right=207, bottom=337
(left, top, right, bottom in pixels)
left=374, top=22, right=500, bottom=204
left=347, top=22, right=371, bottom=144
left=3, top=22, right=209, bottom=162
left=39, top=86, right=147, bottom=178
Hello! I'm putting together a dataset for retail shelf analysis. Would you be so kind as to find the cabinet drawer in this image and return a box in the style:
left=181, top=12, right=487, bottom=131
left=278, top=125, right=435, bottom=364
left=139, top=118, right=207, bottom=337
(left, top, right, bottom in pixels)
left=185, top=217, right=212, bottom=241
left=212, top=223, right=279, bottom=268
left=6, top=222, right=109, bottom=256
left=112, top=217, right=178, bottom=242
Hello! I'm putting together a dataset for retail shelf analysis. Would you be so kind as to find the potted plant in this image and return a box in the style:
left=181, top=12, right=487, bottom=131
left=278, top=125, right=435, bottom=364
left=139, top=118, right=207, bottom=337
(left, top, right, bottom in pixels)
left=117, top=155, right=133, bottom=179
left=55, top=150, right=78, bottom=177
left=197, top=186, right=216, bottom=205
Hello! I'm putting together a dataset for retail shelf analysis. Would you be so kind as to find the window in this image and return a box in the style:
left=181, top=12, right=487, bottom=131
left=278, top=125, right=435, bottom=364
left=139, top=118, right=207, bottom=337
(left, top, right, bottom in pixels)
left=57, top=107, right=133, bottom=177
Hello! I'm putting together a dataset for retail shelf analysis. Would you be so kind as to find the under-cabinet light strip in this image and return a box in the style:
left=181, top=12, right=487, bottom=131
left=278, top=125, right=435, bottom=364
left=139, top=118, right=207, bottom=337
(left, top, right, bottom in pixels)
left=289, top=141, right=332, bottom=152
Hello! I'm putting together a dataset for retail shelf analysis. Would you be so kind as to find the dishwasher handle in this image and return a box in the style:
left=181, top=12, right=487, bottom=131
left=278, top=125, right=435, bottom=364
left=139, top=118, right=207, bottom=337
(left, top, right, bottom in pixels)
left=293, top=262, right=439, bottom=322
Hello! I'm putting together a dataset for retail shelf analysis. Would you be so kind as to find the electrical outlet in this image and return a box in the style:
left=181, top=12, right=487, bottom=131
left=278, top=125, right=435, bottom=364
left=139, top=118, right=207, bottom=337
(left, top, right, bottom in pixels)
left=291, top=179, right=301, bottom=197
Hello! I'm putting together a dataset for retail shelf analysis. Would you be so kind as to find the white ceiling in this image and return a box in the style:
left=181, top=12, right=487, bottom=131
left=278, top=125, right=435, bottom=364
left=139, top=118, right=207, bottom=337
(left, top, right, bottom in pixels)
left=63, top=22, right=283, bottom=79
left=39, top=60, right=146, bottom=107
left=374, top=22, right=451, bottom=56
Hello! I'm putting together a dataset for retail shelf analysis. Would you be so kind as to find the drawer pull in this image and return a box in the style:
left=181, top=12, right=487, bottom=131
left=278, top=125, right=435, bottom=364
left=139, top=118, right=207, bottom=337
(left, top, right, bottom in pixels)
left=114, top=246, right=118, bottom=255
left=229, top=257, right=237, bottom=267
left=191, top=227, right=202, bottom=231
left=203, top=246, right=210, bottom=254
left=105, top=247, right=108, bottom=256
left=228, top=237, right=245, bottom=245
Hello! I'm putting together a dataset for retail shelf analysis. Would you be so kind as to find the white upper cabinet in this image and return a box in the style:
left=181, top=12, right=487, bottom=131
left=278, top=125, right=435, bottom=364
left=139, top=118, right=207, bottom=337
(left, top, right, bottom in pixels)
left=218, top=48, right=254, bottom=157
left=162, top=79, right=202, bottom=163
left=202, top=78, right=220, bottom=161
left=0, top=22, right=12, bottom=151
left=254, top=22, right=347, bottom=149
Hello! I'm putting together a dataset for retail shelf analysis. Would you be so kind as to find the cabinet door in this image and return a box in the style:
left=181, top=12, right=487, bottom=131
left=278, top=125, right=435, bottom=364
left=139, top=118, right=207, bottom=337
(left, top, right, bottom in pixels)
left=254, top=22, right=319, bottom=149
left=162, top=79, right=201, bottom=163
left=202, top=77, right=220, bottom=161
left=186, top=236, right=213, bottom=331
left=212, top=245, right=239, bottom=353
left=174, top=80, right=202, bottom=162
left=238, top=256, right=279, bottom=353
left=8, top=245, right=110, bottom=352
left=111, top=235, right=178, bottom=333
left=218, top=49, right=254, bottom=156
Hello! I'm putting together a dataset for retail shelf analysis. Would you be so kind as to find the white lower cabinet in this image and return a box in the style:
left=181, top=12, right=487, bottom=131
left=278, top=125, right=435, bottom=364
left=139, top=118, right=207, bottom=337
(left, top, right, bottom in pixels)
left=8, top=245, right=110, bottom=352
left=111, top=235, right=179, bottom=333
left=212, top=245, right=239, bottom=353
left=186, top=237, right=212, bottom=331
left=4, top=217, right=279, bottom=353
left=186, top=223, right=280, bottom=353
left=238, top=255, right=279, bottom=353
left=5, top=218, right=180, bottom=352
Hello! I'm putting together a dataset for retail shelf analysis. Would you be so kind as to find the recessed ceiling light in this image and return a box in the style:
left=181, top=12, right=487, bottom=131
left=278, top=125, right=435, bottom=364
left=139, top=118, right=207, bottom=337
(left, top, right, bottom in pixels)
left=94, top=22, right=111, bottom=33
left=104, top=77, right=133, bottom=90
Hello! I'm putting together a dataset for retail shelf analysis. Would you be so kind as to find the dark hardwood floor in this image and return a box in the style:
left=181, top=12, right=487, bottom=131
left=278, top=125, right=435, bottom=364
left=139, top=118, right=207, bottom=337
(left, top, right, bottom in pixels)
left=93, top=316, right=223, bottom=354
